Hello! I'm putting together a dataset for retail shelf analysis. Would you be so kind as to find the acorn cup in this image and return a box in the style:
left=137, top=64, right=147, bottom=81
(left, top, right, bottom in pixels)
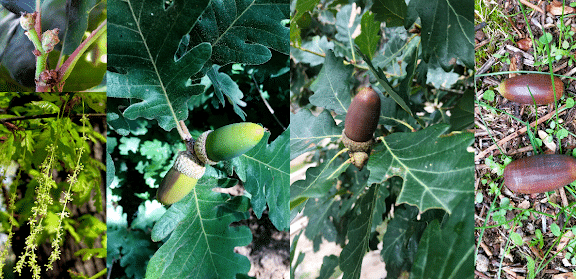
left=156, top=151, right=205, bottom=205
left=342, top=87, right=381, bottom=170
left=157, top=122, right=265, bottom=205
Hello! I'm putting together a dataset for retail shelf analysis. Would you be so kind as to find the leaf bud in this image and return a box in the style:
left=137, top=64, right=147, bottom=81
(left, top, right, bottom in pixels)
left=19, top=12, right=35, bottom=31
left=41, top=29, right=60, bottom=53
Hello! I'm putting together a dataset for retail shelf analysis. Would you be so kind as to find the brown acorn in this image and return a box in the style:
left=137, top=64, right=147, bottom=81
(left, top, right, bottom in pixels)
left=342, top=87, right=381, bottom=169
left=497, top=74, right=564, bottom=105
left=344, top=87, right=381, bottom=142
left=503, top=154, right=576, bottom=194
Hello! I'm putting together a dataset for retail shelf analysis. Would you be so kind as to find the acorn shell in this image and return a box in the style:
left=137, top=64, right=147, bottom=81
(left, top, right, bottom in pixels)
left=497, top=74, right=564, bottom=105
left=503, top=154, right=576, bottom=194
left=196, top=122, right=265, bottom=163
left=344, top=87, right=381, bottom=142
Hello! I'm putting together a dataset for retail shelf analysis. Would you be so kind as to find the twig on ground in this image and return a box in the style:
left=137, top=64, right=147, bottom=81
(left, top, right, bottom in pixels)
left=475, top=105, right=567, bottom=161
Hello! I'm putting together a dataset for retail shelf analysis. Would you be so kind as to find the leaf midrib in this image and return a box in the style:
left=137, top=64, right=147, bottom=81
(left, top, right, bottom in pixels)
left=126, top=0, right=180, bottom=129
left=193, top=187, right=221, bottom=278
left=381, top=134, right=451, bottom=213
left=212, top=0, right=255, bottom=47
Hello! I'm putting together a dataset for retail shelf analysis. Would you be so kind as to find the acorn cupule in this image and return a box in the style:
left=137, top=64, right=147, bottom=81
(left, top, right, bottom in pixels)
left=503, top=154, right=576, bottom=194
left=157, top=151, right=206, bottom=205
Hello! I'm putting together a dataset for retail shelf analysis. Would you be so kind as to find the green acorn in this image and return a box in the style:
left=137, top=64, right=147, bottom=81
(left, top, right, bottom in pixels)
left=156, top=151, right=205, bottom=205
left=195, top=122, right=265, bottom=165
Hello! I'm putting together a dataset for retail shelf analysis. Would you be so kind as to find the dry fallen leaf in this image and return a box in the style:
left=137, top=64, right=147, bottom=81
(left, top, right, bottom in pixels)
left=538, top=130, right=557, bottom=151
left=517, top=38, right=532, bottom=51
left=547, top=0, right=576, bottom=15
left=553, top=272, right=575, bottom=279
left=509, top=54, right=519, bottom=78
left=556, top=231, right=575, bottom=253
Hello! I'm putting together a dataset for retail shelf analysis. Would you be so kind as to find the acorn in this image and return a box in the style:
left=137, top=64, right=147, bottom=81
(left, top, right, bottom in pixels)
left=503, top=154, right=576, bottom=194
left=497, top=74, right=564, bottom=105
left=195, top=122, right=265, bottom=165
left=156, top=151, right=205, bottom=205
left=342, top=87, right=381, bottom=169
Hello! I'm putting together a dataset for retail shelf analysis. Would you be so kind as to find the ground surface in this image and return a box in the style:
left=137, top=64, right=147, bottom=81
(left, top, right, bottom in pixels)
left=475, top=0, right=576, bottom=278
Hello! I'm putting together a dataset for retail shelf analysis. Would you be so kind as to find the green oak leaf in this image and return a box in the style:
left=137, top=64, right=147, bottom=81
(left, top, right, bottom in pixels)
left=289, top=109, right=342, bottom=160
left=207, top=65, right=247, bottom=120
left=411, top=195, right=475, bottom=279
left=234, top=129, right=290, bottom=231
left=334, top=4, right=361, bottom=46
left=290, top=0, right=321, bottom=45
left=367, top=124, right=474, bottom=214
left=302, top=195, right=339, bottom=244
left=339, top=185, right=382, bottom=279
left=61, top=0, right=101, bottom=55
left=290, top=150, right=350, bottom=210
left=410, top=0, right=474, bottom=70
left=449, top=89, right=474, bottom=131
left=318, top=255, right=339, bottom=279
left=189, top=0, right=290, bottom=65
left=381, top=205, right=443, bottom=278
left=371, top=0, right=407, bottom=27
left=147, top=178, right=252, bottom=279
left=354, top=11, right=381, bottom=60
left=309, top=50, right=353, bottom=115
left=107, top=0, right=212, bottom=131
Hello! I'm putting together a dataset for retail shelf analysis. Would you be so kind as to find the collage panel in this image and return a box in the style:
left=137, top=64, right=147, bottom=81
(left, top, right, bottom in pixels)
left=475, top=0, right=576, bottom=278
left=106, top=0, right=290, bottom=278
left=0, top=0, right=106, bottom=92
left=290, top=0, right=475, bottom=278
left=2, top=0, right=563, bottom=278
left=0, top=92, right=107, bottom=278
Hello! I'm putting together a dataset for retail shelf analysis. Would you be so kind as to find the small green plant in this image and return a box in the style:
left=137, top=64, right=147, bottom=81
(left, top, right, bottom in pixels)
left=529, top=229, right=544, bottom=249
left=0, top=93, right=106, bottom=278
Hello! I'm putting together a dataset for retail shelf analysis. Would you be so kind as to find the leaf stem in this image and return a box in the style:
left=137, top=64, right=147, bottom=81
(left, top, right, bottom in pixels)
left=290, top=43, right=369, bottom=70
left=56, top=20, right=107, bottom=90
left=251, top=74, right=286, bottom=130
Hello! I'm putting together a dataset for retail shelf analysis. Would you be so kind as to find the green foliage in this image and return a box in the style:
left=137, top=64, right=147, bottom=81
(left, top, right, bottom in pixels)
left=233, top=129, right=290, bottom=230
left=147, top=178, right=252, bottom=279
left=410, top=196, right=475, bottom=279
left=372, top=0, right=407, bottom=27
left=108, top=0, right=289, bottom=128
left=107, top=0, right=290, bottom=277
left=411, top=0, right=474, bottom=71
left=290, top=0, right=474, bottom=277
left=355, top=12, right=381, bottom=60
left=367, top=124, right=474, bottom=214
left=0, top=92, right=106, bottom=278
